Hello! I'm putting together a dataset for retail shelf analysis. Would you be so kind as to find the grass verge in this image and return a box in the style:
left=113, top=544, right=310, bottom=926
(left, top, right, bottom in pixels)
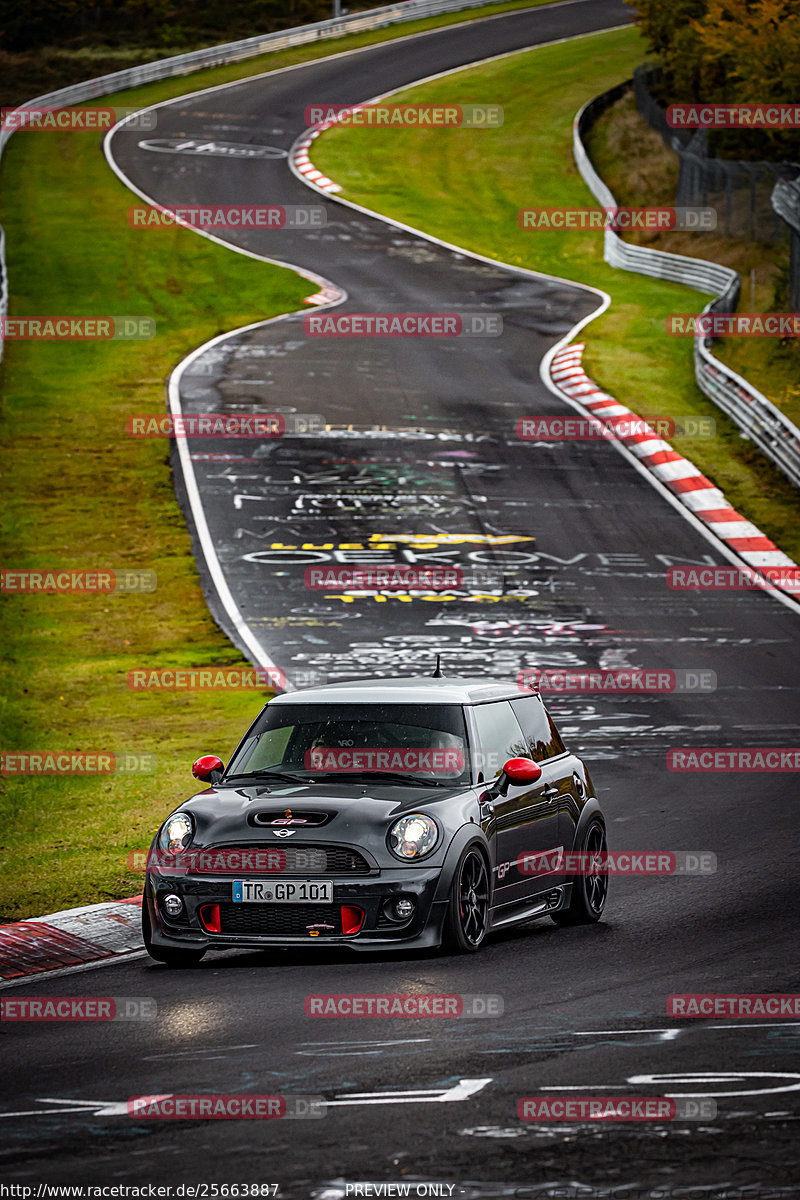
left=0, top=0, right=559, bottom=921
left=0, top=136, right=311, bottom=922
left=312, top=24, right=800, bottom=561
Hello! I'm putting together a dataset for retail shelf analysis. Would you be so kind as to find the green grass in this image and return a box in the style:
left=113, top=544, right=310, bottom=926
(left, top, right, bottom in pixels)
left=312, top=25, right=800, bottom=562
left=0, top=133, right=312, bottom=921
left=1, top=0, right=567, bottom=921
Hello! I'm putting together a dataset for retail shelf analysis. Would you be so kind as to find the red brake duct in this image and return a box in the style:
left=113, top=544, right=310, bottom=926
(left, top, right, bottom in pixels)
left=341, top=905, right=364, bottom=936
left=199, top=903, right=221, bottom=933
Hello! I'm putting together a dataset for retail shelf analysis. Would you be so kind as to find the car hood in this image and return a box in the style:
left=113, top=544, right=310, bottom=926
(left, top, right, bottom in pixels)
left=161, top=780, right=478, bottom=867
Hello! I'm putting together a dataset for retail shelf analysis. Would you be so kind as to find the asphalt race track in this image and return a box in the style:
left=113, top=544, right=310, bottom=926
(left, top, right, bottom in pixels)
left=2, top=0, right=800, bottom=1192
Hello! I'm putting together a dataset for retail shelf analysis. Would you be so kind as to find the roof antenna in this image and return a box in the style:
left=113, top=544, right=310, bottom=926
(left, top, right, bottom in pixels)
left=432, top=654, right=444, bottom=678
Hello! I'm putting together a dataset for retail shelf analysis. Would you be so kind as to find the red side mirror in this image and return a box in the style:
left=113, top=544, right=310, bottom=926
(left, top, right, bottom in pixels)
left=192, top=754, right=224, bottom=782
left=502, top=756, right=542, bottom=785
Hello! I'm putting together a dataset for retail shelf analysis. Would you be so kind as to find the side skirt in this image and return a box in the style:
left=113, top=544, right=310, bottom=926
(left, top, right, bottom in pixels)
left=489, top=886, right=568, bottom=930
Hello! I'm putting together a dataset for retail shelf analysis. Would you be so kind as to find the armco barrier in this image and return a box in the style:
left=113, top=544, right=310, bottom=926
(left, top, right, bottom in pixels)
left=0, top=0, right=514, bottom=363
left=772, top=175, right=800, bottom=312
left=574, top=84, right=800, bottom=489
left=0, top=227, right=7, bottom=355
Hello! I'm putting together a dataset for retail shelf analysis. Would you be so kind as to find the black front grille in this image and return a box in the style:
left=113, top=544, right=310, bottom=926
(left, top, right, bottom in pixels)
left=231, top=844, right=371, bottom=874
left=315, top=847, right=370, bottom=874
left=218, top=903, right=342, bottom=937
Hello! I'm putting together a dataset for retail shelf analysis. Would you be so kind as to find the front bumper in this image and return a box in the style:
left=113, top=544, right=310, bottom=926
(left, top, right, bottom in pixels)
left=145, top=865, right=448, bottom=953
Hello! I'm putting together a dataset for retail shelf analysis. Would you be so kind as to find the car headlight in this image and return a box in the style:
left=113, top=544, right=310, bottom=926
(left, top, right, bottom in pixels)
left=389, top=814, right=439, bottom=860
left=159, top=812, right=193, bottom=852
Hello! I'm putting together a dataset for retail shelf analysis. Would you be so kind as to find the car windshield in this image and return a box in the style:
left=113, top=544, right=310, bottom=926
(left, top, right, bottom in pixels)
left=225, top=702, right=471, bottom=786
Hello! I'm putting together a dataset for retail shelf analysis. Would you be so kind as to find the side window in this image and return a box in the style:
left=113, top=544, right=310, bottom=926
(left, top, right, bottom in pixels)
left=471, top=701, right=529, bottom=780
left=510, top=696, right=566, bottom=762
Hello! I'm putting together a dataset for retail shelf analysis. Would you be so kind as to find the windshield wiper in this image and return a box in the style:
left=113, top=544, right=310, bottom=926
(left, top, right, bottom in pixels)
left=310, top=770, right=449, bottom=788
left=223, top=770, right=316, bottom=786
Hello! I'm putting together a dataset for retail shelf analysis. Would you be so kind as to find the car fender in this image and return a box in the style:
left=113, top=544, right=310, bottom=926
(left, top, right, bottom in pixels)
left=568, top=795, right=606, bottom=853
left=430, top=821, right=492, bottom=908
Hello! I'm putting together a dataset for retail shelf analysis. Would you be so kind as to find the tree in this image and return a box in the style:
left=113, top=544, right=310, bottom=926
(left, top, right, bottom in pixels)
left=628, top=0, right=800, bottom=159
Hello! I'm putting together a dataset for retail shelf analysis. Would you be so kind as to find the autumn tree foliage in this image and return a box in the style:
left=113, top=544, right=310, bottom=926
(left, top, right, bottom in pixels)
left=629, top=0, right=800, bottom=159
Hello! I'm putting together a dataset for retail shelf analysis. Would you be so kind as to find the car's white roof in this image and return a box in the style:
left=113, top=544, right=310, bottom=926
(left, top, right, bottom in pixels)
left=272, top=676, right=534, bottom=706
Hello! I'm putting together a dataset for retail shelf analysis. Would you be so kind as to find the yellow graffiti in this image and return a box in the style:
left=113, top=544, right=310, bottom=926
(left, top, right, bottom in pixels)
left=367, top=534, right=534, bottom=547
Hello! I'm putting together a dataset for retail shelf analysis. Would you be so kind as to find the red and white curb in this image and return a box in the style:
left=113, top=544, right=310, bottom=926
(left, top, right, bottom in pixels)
left=0, top=896, right=143, bottom=982
left=304, top=283, right=345, bottom=305
left=550, top=343, right=800, bottom=595
left=291, top=120, right=345, bottom=194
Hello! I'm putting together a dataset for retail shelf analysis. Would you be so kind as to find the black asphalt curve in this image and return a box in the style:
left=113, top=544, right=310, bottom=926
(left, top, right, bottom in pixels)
left=3, top=1, right=799, bottom=1193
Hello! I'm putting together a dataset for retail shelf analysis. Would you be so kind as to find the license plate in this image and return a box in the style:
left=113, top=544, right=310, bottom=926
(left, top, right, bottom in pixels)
left=232, top=879, right=333, bottom=904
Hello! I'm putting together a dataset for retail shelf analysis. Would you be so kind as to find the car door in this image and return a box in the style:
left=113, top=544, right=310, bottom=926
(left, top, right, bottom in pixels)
left=510, top=694, right=581, bottom=885
left=470, top=700, right=563, bottom=911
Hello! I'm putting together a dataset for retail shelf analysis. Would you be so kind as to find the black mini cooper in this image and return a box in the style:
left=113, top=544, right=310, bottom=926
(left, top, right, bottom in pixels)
left=143, top=676, right=608, bottom=964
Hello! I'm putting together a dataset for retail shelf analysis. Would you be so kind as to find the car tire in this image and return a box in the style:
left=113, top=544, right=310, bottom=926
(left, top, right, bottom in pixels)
left=551, top=817, right=608, bottom=926
left=142, top=897, right=206, bottom=967
left=442, top=845, right=490, bottom=953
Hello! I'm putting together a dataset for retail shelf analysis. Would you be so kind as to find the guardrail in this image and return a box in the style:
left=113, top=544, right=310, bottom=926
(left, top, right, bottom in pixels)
left=772, top=176, right=800, bottom=312
left=0, top=0, right=514, bottom=362
left=0, top=228, right=7, bottom=354
left=574, top=84, right=800, bottom=490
